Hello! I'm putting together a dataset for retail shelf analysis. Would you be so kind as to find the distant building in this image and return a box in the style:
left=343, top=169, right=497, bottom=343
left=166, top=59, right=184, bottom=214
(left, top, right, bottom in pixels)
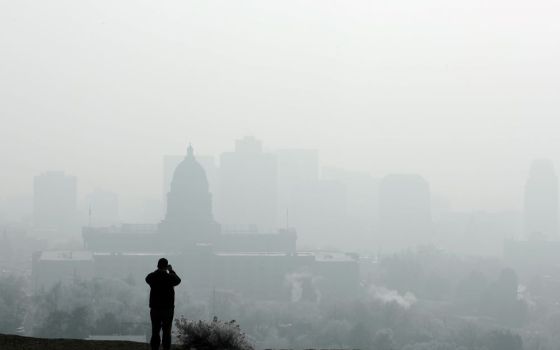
left=84, top=189, right=119, bottom=227
left=524, top=159, right=558, bottom=240
left=276, top=149, right=319, bottom=226
left=83, top=144, right=293, bottom=254
left=434, top=210, right=521, bottom=256
left=163, top=154, right=217, bottom=211
left=163, top=155, right=183, bottom=206
left=40, top=143, right=360, bottom=302
left=212, top=251, right=359, bottom=301
left=32, top=250, right=94, bottom=290
left=378, top=174, right=432, bottom=251
left=33, top=171, right=78, bottom=237
left=289, top=179, right=347, bottom=248
left=159, top=144, right=221, bottom=248
left=82, top=224, right=159, bottom=252
left=323, top=167, right=379, bottom=249
left=34, top=248, right=358, bottom=302
left=218, top=137, right=278, bottom=232
left=216, top=228, right=297, bottom=253
left=0, top=226, right=47, bottom=271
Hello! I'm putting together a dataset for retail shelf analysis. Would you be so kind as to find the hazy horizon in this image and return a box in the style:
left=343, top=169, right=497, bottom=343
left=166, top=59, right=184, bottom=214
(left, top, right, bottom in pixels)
left=2, top=0, right=560, bottom=212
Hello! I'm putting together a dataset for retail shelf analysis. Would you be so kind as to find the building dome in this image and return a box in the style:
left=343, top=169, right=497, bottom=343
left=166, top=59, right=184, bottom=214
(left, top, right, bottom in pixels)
left=162, top=144, right=215, bottom=229
left=170, top=144, right=209, bottom=195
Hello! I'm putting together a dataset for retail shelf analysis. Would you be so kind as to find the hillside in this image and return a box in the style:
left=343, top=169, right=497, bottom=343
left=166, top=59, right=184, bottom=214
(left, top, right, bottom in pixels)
left=0, top=333, right=157, bottom=350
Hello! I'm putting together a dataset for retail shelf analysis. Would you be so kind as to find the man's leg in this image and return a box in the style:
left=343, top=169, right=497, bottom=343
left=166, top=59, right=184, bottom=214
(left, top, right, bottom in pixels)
left=150, top=308, right=163, bottom=350
left=161, top=308, right=174, bottom=350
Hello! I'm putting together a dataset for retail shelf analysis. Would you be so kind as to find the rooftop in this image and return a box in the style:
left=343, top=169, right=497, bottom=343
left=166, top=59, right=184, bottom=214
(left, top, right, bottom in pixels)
left=39, top=250, right=93, bottom=261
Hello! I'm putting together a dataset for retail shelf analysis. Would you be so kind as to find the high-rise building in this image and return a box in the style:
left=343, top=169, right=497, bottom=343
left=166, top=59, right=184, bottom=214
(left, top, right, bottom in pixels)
left=218, top=136, right=278, bottom=232
left=84, top=143, right=294, bottom=254
left=289, top=179, right=347, bottom=249
left=378, top=174, right=432, bottom=251
left=524, top=159, right=558, bottom=240
left=33, top=171, right=77, bottom=237
left=322, top=166, right=379, bottom=248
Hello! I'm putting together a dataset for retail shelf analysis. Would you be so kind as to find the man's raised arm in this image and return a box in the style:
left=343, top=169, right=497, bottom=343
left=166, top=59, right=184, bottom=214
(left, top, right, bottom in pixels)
left=168, top=267, right=181, bottom=286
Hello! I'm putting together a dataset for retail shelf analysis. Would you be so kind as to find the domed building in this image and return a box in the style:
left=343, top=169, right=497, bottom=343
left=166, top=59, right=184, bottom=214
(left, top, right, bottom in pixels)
left=159, top=144, right=220, bottom=246
left=82, top=143, right=295, bottom=254
left=62, top=144, right=361, bottom=302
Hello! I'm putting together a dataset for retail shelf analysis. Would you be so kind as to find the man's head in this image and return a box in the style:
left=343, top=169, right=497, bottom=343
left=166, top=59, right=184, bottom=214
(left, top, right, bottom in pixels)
left=157, top=258, right=169, bottom=270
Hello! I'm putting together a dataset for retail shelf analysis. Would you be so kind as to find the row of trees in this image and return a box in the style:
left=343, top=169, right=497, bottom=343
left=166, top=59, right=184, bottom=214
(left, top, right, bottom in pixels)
left=28, top=278, right=148, bottom=338
left=0, top=275, right=27, bottom=334
left=374, top=248, right=528, bottom=326
left=3, top=247, right=560, bottom=349
left=205, top=292, right=524, bottom=350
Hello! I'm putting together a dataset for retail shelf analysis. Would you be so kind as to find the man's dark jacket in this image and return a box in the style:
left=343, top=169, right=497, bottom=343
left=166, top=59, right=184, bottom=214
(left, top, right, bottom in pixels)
left=145, top=269, right=181, bottom=308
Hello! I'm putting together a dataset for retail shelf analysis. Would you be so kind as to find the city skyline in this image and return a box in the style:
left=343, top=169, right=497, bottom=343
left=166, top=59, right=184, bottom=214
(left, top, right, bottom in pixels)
left=2, top=1, right=560, bottom=212
left=1, top=135, right=554, bottom=214
left=1, top=138, right=555, bottom=253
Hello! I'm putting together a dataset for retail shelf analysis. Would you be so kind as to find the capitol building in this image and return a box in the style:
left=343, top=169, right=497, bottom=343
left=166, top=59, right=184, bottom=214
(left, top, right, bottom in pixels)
left=33, top=145, right=359, bottom=302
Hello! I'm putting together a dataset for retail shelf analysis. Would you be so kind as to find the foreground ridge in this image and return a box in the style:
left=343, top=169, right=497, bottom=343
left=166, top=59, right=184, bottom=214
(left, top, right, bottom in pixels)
left=0, top=333, right=151, bottom=350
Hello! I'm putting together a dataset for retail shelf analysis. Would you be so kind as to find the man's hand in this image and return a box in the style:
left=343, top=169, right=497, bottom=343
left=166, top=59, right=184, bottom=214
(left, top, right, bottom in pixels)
left=167, top=264, right=173, bottom=272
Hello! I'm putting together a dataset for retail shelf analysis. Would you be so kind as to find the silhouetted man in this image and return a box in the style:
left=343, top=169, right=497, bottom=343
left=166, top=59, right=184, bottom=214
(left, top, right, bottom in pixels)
left=146, top=258, right=181, bottom=350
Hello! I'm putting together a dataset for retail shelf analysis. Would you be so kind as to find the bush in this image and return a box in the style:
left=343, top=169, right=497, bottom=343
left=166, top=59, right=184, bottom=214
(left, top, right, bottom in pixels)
left=175, top=316, right=254, bottom=350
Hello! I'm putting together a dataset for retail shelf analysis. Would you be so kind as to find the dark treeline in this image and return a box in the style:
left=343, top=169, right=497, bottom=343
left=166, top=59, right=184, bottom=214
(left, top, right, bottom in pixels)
left=1, top=247, right=559, bottom=349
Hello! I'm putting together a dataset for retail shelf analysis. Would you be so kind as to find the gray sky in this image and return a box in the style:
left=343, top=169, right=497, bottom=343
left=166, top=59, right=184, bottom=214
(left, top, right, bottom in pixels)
left=1, top=0, right=559, bottom=211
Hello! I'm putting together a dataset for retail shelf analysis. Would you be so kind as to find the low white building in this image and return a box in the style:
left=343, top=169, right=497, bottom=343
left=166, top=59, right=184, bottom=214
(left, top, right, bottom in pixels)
left=32, top=250, right=94, bottom=290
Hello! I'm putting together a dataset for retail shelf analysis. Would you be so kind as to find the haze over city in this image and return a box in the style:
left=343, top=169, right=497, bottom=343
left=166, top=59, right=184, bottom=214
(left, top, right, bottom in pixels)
left=2, top=0, right=560, bottom=212
left=2, top=1, right=560, bottom=350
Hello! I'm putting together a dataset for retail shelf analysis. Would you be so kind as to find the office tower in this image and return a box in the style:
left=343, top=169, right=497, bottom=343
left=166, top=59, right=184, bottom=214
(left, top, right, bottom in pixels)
left=289, top=179, right=347, bottom=248
left=219, top=136, right=278, bottom=232
left=378, top=174, right=432, bottom=250
left=276, top=149, right=319, bottom=226
left=323, top=166, right=379, bottom=248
